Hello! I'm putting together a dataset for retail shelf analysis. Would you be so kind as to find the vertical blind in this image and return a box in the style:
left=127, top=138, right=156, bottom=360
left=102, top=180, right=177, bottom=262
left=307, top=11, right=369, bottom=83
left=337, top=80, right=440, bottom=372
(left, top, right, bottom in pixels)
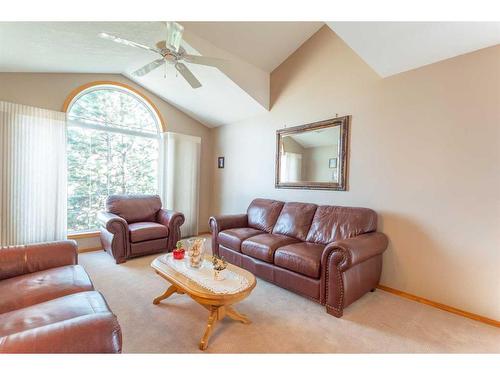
left=0, top=101, right=67, bottom=246
left=0, top=100, right=202, bottom=245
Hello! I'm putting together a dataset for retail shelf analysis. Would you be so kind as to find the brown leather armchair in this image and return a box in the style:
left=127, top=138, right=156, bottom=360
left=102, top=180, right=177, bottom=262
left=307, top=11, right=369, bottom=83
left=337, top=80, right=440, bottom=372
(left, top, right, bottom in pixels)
left=209, top=198, right=388, bottom=317
left=0, top=240, right=121, bottom=353
left=98, top=194, right=185, bottom=264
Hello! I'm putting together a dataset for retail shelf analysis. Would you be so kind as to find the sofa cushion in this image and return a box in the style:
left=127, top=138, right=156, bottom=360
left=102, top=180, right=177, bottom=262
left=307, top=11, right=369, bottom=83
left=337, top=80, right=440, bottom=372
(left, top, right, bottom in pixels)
left=0, top=265, right=94, bottom=315
left=0, top=291, right=121, bottom=353
left=247, top=198, right=284, bottom=232
left=129, top=222, right=168, bottom=243
left=106, top=194, right=162, bottom=223
left=218, top=228, right=265, bottom=252
left=272, top=202, right=317, bottom=241
left=306, top=206, right=378, bottom=244
left=274, top=242, right=325, bottom=279
left=241, top=233, right=299, bottom=263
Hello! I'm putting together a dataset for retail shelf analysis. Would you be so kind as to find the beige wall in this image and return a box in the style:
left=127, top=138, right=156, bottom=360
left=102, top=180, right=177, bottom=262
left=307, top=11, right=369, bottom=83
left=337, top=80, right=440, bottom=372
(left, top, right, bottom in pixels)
left=0, top=72, right=214, bottom=249
left=212, top=27, right=500, bottom=320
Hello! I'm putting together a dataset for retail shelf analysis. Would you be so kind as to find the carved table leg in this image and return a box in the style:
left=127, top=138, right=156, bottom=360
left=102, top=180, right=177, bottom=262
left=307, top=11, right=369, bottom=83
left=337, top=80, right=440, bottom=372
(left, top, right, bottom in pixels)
left=199, top=306, right=219, bottom=350
left=153, top=285, right=178, bottom=305
left=226, top=306, right=251, bottom=324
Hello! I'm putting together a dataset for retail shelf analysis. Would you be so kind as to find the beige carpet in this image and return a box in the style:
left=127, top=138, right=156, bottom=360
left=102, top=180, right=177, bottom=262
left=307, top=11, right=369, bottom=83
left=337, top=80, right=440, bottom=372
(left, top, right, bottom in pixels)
left=79, top=237, right=500, bottom=353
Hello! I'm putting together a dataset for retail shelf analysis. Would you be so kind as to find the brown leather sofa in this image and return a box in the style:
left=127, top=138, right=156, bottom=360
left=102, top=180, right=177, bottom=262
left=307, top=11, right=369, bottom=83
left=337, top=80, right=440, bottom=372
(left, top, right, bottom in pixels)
left=209, top=198, right=388, bottom=317
left=0, top=240, right=121, bottom=353
left=98, top=194, right=185, bottom=264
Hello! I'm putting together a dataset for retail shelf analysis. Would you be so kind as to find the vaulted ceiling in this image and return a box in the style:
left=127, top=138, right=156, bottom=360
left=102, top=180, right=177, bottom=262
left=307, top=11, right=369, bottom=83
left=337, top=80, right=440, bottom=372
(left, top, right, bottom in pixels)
left=327, top=22, right=500, bottom=77
left=0, top=22, right=498, bottom=128
left=0, top=22, right=323, bottom=127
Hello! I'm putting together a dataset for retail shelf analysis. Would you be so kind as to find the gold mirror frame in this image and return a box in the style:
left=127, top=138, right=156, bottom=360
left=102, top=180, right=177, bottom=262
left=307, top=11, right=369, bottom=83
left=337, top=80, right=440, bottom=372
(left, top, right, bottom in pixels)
left=275, top=115, right=350, bottom=191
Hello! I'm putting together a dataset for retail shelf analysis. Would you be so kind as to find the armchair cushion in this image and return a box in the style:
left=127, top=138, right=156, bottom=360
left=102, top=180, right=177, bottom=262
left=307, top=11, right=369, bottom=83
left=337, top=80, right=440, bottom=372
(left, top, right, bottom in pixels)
left=129, top=222, right=168, bottom=243
left=106, top=194, right=161, bottom=223
left=241, top=233, right=299, bottom=263
left=218, top=228, right=264, bottom=251
left=274, top=242, right=325, bottom=279
left=0, top=265, right=93, bottom=314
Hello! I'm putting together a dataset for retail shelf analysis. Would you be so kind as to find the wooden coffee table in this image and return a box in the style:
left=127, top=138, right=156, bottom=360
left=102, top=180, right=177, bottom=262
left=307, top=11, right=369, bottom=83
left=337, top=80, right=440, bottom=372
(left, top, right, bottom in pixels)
left=151, top=255, right=256, bottom=350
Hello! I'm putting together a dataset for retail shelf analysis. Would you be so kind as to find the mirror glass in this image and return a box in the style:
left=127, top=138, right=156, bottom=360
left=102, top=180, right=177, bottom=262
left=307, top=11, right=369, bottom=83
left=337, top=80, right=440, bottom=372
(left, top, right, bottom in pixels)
left=279, top=126, right=340, bottom=183
left=275, top=116, right=349, bottom=190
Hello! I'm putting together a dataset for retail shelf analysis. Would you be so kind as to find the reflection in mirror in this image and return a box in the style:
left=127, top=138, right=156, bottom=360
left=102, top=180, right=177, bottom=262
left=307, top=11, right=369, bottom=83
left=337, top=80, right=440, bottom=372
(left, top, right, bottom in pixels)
left=275, top=116, right=349, bottom=191
left=280, top=126, right=340, bottom=183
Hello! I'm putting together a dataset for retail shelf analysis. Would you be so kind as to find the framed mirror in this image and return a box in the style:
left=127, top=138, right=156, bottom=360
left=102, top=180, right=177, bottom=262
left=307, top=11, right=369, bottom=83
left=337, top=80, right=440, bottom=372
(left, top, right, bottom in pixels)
left=275, top=116, right=350, bottom=191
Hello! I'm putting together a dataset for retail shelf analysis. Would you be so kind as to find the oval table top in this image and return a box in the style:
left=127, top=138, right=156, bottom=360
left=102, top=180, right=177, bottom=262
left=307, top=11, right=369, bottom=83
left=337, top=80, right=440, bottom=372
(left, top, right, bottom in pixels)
left=151, top=254, right=256, bottom=306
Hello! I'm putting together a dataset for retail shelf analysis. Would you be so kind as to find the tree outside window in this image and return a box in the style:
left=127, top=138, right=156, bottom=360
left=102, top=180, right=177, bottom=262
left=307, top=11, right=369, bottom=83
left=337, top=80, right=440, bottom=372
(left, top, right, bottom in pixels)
left=67, top=86, right=160, bottom=232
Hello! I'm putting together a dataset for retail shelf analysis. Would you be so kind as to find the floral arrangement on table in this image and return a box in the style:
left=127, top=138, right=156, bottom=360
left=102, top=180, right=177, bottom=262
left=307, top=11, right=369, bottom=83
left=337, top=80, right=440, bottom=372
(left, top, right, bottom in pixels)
left=173, top=240, right=185, bottom=260
left=212, top=255, right=227, bottom=281
left=187, top=238, right=205, bottom=268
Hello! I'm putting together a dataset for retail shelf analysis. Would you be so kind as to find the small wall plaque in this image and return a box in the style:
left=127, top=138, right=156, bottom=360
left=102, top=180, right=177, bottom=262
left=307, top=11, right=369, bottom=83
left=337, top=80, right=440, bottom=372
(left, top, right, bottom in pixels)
left=218, top=157, right=225, bottom=169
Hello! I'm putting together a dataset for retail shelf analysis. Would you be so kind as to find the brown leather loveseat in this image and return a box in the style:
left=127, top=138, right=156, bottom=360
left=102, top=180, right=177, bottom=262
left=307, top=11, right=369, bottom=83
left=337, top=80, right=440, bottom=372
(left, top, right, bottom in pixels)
left=0, top=240, right=121, bottom=353
left=98, top=194, right=185, bottom=264
left=209, top=198, right=388, bottom=317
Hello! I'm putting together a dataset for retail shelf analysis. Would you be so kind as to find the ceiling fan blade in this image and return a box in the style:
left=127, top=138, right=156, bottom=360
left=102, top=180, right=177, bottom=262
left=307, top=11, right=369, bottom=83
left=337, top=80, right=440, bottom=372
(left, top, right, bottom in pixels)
left=175, top=63, right=202, bottom=89
left=132, top=58, right=165, bottom=77
left=99, top=32, right=161, bottom=54
left=183, top=54, right=226, bottom=69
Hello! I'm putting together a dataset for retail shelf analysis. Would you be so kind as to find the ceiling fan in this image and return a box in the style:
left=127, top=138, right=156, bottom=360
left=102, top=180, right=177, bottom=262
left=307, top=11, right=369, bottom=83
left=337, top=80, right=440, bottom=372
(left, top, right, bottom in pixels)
left=98, top=22, right=224, bottom=89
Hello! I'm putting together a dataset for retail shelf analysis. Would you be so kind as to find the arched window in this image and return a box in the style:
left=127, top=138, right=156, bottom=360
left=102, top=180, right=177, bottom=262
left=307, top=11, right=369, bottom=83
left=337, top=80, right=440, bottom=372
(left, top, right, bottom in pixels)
left=66, top=83, right=162, bottom=233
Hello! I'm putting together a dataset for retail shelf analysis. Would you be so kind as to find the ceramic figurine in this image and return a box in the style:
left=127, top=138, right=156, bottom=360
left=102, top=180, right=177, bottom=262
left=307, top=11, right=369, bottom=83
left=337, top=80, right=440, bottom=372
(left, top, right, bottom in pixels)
left=212, top=255, right=227, bottom=281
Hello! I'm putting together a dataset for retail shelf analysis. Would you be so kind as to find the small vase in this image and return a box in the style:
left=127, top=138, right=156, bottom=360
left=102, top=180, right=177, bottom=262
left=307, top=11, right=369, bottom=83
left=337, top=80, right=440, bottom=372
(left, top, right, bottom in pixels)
left=186, top=238, right=206, bottom=269
left=213, top=269, right=225, bottom=281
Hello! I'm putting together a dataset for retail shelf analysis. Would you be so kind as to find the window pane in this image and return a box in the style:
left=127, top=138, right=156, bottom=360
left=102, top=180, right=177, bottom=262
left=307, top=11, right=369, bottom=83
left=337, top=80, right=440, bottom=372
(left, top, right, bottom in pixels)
left=68, top=88, right=158, bottom=134
left=67, top=87, right=160, bottom=233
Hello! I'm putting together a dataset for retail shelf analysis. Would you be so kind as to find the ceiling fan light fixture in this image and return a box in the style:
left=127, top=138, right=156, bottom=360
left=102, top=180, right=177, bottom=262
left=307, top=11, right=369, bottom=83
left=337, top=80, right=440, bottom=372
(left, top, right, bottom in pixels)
left=166, top=21, right=184, bottom=53
left=97, top=23, right=224, bottom=89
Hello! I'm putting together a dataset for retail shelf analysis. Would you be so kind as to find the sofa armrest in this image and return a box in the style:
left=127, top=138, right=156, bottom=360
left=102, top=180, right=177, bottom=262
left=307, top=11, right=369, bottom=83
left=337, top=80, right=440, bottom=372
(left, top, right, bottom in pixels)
left=157, top=209, right=185, bottom=252
left=208, top=214, right=248, bottom=234
left=208, top=214, right=248, bottom=257
left=321, top=232, right=388, bottom=317
left=97, top=211, right=128, bottom=234
left=0, top=240, right=78, bottom=281
left=322, top=232, right=388, bottom=272
left=97, top=211, right=130, bottom=263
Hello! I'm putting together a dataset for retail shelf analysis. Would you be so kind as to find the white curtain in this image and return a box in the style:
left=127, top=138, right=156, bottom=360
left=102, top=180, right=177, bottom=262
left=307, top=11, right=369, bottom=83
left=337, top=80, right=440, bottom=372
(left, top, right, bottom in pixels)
left=280, top=152, right=302, bottom=182
left=159, top=132, right=201, bottom=238
left=0, top=101, right=67, bottom=246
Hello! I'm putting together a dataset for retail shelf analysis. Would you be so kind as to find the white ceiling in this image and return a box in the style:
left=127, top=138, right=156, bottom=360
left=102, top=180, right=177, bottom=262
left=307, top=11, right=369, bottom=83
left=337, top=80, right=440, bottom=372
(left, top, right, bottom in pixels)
left=0, top=22, right=277, bottom=127
left=182, top=22, right=324, bottom=72
left=0, top=22, right=499, bottom=127
left=327, top=22, right=500, bottom=77
left=0, top=22, right=323, bottom=127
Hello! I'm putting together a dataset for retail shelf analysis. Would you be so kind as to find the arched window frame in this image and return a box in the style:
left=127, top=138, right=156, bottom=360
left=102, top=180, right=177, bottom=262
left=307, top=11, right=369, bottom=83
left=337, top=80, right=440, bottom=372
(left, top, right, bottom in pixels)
left=63, top=81, right=166, bottom=235
left=62, top=81, right=166, bottom=134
